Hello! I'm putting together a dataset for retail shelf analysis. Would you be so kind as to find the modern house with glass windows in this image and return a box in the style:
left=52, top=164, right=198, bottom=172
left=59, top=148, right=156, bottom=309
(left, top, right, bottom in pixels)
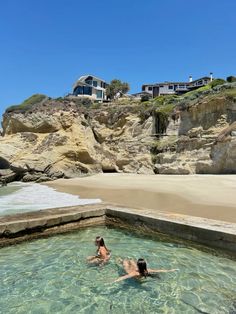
left=73, top=75, right=108, bottom=101
left=142, top=74, right=213, bottom=98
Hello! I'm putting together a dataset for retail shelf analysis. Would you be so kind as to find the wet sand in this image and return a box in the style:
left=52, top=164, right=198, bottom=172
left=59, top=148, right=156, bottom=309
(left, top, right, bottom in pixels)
left=45, top=174, right=236, bottom=223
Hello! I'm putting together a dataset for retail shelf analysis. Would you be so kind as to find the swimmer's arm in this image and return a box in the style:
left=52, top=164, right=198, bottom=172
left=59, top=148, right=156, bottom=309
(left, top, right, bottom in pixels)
left=87, top=256, right=97, bottom=261
left=148, top=268, right=178, bottom=273
left=113, top=274, right=135, bottom=283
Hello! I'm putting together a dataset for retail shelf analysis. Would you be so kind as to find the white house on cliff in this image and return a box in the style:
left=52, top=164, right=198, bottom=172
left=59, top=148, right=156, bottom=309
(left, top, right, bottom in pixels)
left=142, top=73, right=213, bottom=98
left=73, top=75, right=108, bottom=101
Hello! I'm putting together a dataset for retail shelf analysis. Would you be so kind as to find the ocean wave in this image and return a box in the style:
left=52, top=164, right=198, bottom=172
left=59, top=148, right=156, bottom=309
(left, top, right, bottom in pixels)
left=0, top=182, right=101, bottom=215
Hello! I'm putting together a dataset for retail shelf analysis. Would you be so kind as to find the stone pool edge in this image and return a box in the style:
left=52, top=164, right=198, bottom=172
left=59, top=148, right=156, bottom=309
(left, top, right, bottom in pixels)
left=0, top=203, right=236, bottom=255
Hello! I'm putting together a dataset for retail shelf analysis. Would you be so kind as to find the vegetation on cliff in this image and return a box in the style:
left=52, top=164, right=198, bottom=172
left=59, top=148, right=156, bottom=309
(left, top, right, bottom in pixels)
left=6, top=94, right=48, bottom=113
left=106, top=79, right=130, bottom=99
left=0, top=79, right=236, bottom=182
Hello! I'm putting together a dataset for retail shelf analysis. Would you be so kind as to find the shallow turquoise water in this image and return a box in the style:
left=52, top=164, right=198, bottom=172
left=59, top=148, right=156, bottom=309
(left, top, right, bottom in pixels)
left=0, top=226, right=236, bottom=314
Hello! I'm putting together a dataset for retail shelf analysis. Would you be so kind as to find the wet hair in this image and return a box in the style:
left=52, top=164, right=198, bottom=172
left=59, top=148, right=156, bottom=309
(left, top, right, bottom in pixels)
left=95, top=236, right=105, bottom=247
left=137, top=258, right=148, bottom=277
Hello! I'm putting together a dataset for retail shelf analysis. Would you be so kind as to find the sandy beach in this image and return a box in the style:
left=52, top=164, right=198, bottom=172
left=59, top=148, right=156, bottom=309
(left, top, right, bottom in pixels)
left=45, top=174, right=236, bottom=223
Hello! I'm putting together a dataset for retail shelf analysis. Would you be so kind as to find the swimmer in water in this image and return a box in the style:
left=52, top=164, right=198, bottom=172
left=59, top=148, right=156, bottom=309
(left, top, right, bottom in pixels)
left=114, top=258, right=177, bottom=282
left=87, top=236, right=111, bottom=265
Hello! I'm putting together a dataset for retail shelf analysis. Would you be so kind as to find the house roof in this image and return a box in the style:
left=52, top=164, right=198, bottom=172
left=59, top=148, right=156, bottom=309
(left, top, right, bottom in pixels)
left=142, top=84, right=155, bottom=87
left=73, top=74, right=107, bottom=90
left=142, top=76, right=211, bottom=88
left=78, top=75, right=106, bottom=83
left=73, top=75, right=108, bottom=91
left=156, top=82, right=189, bottom=85
left=190, top=76, right=211, bottom=83
left=132, top=91, right=151, bottom=96
left=73, top=80, right=91, bottom=89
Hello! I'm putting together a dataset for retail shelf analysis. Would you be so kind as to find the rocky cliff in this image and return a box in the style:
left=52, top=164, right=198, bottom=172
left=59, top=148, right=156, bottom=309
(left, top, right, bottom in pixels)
left=0, top=82, right=236, bottom=183
left=153, top=83, right=236, bottom=174
left=0, top=97, right=154, bottom=183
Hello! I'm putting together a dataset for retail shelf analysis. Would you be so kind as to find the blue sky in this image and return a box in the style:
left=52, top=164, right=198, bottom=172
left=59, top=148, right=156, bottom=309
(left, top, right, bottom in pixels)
left=0, top=0, right=235, bottom=117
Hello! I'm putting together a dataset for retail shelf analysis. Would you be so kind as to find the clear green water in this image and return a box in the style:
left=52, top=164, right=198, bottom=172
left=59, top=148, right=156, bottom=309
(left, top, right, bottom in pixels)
left=0, top=226, right=236, bottom=314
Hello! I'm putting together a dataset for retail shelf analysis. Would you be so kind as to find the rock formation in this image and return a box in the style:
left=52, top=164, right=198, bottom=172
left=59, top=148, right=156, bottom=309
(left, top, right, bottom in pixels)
left=153, top=83, right=236, bottom=174
left=0, top=98, right=154, bottom=183
left=0, top=82, right=236, bottom=183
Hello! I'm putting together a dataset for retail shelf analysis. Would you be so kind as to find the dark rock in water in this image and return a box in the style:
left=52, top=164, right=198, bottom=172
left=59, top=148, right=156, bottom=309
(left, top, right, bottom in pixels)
left=36, top=175, right=52, bottom=183
left=0, top=169, right=17, bottom=183
left=1, top=179, right=7, bottom=186
left=22, top=172, right=53, bottom=183
left=49, top=171, right=64, bottom=180
left=10, top=162, right=28, bottom=175
left=22, top=173, right=42, bottom=182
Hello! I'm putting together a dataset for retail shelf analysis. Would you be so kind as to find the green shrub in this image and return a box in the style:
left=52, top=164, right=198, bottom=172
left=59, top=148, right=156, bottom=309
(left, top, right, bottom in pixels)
left=209, top=78, right=226, bottom=88
left=55, top=97, right=64, bottom=101
left=151, top=135, right=177, bottom=154
left=73, top=97, right=93, bottom=107
left=137, top=103, right=154, bottom=123
left=6, top=94, right=47, bottom=112
left=226, top=76, right=236, bottom=83
left=141, top=94, right=151, bottom=102
left=182, top=84, right=211, bottom=99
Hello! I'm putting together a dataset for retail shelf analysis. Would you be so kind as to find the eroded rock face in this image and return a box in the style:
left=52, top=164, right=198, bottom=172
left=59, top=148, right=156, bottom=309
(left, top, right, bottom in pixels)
left=1, top=84, right=236, bottom=182
left=0, top=103, right=154, bottom=182
left=154, top=96, right=236, bottom=175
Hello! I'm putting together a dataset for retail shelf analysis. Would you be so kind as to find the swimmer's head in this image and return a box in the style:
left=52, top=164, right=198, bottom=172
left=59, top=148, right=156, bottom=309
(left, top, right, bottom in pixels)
left=95, top=236, right=105, bottom=247
left=137, top=258, right=148, bottom=276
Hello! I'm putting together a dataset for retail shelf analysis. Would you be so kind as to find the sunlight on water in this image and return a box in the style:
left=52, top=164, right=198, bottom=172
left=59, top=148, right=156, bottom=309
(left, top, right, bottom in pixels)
left=0, top=182, right=101, bottom=216
left=0, top=226, right=236, bottom=313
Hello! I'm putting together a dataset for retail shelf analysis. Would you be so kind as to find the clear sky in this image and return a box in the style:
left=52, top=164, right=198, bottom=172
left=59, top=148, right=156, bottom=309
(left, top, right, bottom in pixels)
left=0, top=0, right=235, bottom=117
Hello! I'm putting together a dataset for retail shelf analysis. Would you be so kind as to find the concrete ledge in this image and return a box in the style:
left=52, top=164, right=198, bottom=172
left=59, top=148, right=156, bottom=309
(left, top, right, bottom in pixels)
left=0, top=203, right=236, bottom=255
left=0, top=204, right=106, bottom=247
left=105, top=206, right=236, bottom=255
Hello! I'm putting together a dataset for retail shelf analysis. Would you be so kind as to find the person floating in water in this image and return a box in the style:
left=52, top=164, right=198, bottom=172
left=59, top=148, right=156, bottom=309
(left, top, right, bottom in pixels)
left=87, top=236, right=111, bottom=265
left=114, top=258, right=177, bottom=282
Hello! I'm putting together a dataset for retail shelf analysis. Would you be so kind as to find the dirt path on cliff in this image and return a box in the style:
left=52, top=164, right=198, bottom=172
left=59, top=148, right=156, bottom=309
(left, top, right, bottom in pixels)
left=44, top=174, right=236, bottom=223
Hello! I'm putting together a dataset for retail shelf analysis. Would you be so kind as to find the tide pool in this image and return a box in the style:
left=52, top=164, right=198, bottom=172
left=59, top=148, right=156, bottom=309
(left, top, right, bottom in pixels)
left=0, top=226, right=236, bottom=313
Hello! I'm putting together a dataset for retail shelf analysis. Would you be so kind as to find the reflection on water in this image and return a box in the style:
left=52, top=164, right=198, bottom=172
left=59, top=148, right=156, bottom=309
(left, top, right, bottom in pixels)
left=0, top=226, right=236, bottom=313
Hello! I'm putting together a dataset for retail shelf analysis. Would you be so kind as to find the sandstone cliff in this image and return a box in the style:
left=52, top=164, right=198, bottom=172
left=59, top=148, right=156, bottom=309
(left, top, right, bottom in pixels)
left=153, top=83, right=236, bottom=174
left=0, top=82, right=236, bottom=183
left=0, top=98, right=154, bottom=183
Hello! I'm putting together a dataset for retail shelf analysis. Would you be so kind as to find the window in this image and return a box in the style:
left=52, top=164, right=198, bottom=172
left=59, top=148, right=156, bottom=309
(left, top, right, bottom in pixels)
left=93, top=81, right=98, bottom=87
left=73, top=86, right=83, bottom=95
left=73, top=86, right=92, bottom=96
left=85, top=80, right=92, bottom=86
left=83, top=86, right=92, bottom=95
left=159, top=85, right=164, bottom=88
left=96, top=90, right=103, bottom=99
left=148, top=86, right=153, bottom=91
left=168, top=85, right=173, bottom=89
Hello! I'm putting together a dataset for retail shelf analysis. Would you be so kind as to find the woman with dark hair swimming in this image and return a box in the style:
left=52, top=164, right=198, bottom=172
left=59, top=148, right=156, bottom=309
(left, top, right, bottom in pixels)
left=87, top=236, right=111, bottom=265
left=114, top=258, right=177, bottom=282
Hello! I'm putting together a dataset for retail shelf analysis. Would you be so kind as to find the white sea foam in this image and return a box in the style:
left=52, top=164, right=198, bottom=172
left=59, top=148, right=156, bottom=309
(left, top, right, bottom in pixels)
left=0, top=182, right=101, bottom=216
